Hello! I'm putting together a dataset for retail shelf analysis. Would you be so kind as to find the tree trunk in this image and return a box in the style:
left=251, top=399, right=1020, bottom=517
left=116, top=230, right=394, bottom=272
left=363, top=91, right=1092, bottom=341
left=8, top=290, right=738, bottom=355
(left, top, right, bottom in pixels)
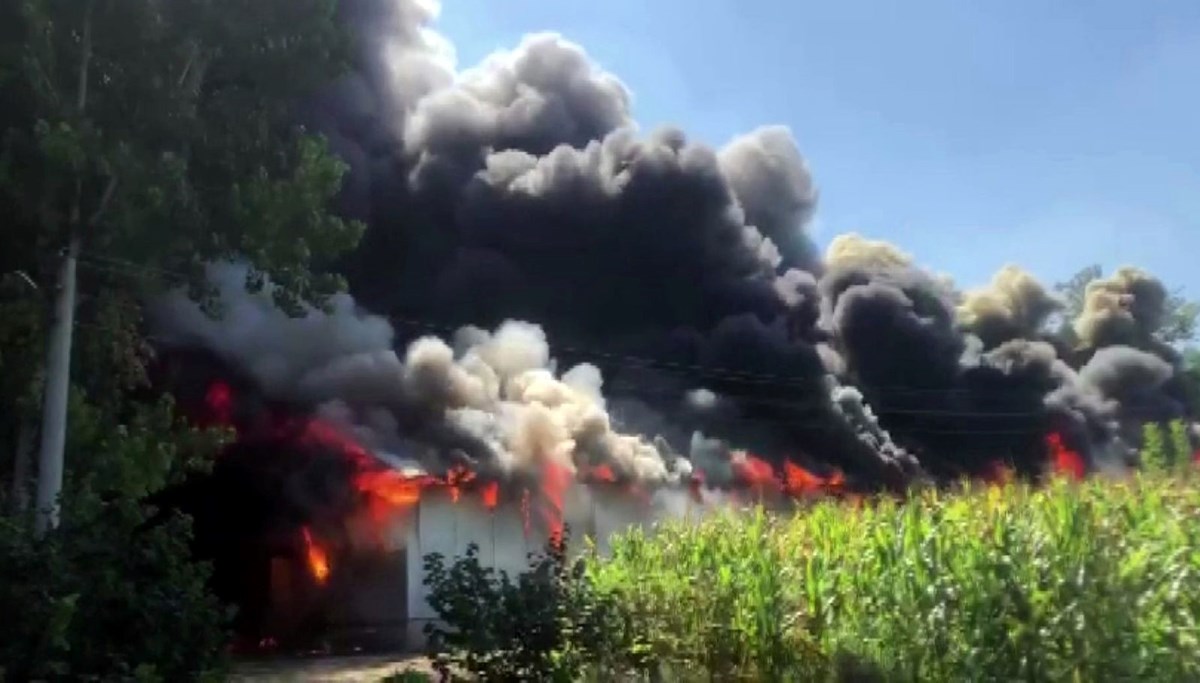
left=33, top=235, right=80, bottom=535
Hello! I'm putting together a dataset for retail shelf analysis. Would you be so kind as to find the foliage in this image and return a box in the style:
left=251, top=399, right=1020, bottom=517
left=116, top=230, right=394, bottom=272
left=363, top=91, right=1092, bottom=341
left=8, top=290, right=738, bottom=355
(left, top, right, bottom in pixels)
left=1055, top=264, right=1198, bottom=345
left=0, top=0, right=362, bottom=312
left=1180, top=347, right=1200, bottom=415
left=379, top=671, right=434, bottom=683
left=0, top=277, right=231, bottom=680
left=1054, top=264, right=1104, bottom=330
left=0, top=501, right=231, bottom=682
left=421, top=530, right=636, bottom=683
left=0, top=0, right=360, bottom=506
left=578, top=472, right=1200, bottom=681
left=1140, top=420, right=1196, bottom=475
left=423, top=466, right=1200, bottom=681
left=0, top=370, right=232, bottom=682
left=0, top=0, right=363, bottom=679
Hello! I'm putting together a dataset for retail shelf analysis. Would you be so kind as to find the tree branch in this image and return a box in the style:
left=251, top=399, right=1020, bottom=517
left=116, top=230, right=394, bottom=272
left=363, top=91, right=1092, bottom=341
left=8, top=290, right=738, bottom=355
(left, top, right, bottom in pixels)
left=87, top=175, right=119, bottom=228
left=178, top=43, right=199, bottom=88
left=76, top=0, right=95, bottom=113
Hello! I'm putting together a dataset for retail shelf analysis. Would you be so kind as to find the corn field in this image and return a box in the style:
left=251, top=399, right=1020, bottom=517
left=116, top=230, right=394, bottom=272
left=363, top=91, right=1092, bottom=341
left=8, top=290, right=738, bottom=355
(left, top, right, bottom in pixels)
left=585, top=470, right=1200, bottom=681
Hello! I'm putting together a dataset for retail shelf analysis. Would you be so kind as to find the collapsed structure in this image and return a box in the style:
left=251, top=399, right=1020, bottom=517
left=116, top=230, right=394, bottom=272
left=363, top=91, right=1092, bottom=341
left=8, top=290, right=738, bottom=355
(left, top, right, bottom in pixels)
left=146, top=0, right=1196, bottom=650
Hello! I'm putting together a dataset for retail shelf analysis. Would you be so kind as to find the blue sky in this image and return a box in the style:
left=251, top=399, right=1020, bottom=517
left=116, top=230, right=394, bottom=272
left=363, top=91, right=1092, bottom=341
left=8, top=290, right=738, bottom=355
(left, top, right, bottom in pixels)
left=435, top=0, right=1200, bottom=295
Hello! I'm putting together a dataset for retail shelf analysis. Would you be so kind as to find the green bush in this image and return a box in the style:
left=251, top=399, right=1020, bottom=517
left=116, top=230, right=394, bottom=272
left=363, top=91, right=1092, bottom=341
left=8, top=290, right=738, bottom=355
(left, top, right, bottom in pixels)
left=0, top=500, right=231, bottom=682
left=422, top=530, right=639, bottom=682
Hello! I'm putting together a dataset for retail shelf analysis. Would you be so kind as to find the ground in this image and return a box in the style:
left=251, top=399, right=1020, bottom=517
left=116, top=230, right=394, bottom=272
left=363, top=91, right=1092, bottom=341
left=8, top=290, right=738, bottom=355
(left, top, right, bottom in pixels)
left=230, top=655, right=437, bottom=682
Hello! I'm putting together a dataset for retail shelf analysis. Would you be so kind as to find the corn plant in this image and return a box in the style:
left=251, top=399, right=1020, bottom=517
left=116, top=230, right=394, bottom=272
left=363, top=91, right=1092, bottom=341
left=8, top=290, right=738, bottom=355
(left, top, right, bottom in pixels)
left=587, top=468, right=1200, bottom=681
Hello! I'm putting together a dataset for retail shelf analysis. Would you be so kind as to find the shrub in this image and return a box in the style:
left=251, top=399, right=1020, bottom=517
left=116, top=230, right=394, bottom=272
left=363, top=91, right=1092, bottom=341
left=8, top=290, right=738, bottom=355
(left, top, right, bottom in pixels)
left=0, top=499, right=231, bottom=682
left=421, top=529, right=639, bottom=682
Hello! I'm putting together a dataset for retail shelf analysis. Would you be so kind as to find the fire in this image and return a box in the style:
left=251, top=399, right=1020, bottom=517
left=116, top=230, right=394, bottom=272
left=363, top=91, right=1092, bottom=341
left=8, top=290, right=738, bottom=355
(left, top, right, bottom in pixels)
left=204, top=380, right=234, bottom=423
left=734, top=452, right=780, bottom=498
left=446, top=465, right=476, bottom=504
left=981, top=461, right=1015, bottom=487
left=355, top=469, right=428, bottom=523
left=1046, top=433, right=1085, bottom=481
left=481, top=480, right=499, bottom=510
left=300, top=527, right=331, bottom=585
left=732, top=452, right=846, bottom=501
left=783, top=460, right=843, bottom=497
left=589, top=464, right=617, bottom=483
left=541, top=460, right=572, bottom=543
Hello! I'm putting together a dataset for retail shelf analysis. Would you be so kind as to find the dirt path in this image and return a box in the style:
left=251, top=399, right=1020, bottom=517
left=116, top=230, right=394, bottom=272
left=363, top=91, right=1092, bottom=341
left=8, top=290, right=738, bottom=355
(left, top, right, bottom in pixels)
left=230, top=655, right=437, bottom=682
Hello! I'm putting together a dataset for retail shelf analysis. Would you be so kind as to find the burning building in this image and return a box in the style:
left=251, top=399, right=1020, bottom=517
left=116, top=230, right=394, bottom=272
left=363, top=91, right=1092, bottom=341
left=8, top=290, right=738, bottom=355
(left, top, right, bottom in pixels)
left=140, top=0, right=1196, bottom=652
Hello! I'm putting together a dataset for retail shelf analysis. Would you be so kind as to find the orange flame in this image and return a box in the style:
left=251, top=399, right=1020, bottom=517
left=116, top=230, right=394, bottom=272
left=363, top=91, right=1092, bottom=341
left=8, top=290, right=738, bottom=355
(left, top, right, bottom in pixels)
left=730, top=452, right=852, bottom=502
left=446, top=465, right=475, bottom=504
left=734, top=452, right=780, bottom=499
left=1046, top=433, right=1085, bottom=480
left=301, top=527, right=331, bottom=585
left=784, top=460, right=845, bottom=497
left=481, top=481, right=499, bottom=510
left=590, top=464, right=617, bottom=483
left=542, top=460, right=572, bottom=543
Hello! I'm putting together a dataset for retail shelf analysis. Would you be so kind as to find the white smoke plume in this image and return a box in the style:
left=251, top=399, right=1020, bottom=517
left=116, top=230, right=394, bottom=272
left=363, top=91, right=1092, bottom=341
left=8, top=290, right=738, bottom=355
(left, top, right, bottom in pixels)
left=151, top=262, right=687, bottom=486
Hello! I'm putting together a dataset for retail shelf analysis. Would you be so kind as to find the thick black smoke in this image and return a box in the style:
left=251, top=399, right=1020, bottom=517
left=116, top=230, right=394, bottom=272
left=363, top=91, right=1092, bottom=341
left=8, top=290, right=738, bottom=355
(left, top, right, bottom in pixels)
left=157, top=0, right=1193, bottom=491
left=294, top=0, right=895, bottom=485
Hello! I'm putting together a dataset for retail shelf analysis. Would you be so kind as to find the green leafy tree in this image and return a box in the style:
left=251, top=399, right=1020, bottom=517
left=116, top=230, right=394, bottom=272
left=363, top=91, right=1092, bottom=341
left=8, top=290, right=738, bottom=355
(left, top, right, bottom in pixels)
left=1179, top=347, right=1200, bottom=418
left=1055, top=264, right=1198, bottom=346
left=0, top=0, right=364, bottom=676
left=0, top=0, right=363, bottom=529
left=1, top=0, right=360, bottom=299
left=1054, top=264, right=1104, bottom=326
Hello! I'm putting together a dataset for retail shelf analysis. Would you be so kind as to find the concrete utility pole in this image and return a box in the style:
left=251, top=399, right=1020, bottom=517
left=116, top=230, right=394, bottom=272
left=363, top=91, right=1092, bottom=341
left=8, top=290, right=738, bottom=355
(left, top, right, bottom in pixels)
left=34, top=0, right=97, bottom=535
left=34, top=236, right=80, bottom=535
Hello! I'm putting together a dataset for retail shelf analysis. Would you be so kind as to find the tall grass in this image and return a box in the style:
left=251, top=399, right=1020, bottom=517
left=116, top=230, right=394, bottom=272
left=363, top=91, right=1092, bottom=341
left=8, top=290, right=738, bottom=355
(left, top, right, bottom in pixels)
left=587, top=472, right=1200, bottom=681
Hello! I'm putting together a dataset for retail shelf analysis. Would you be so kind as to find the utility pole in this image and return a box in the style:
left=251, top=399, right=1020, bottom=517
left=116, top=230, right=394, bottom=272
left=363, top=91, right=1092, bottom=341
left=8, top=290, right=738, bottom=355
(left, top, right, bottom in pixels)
left=33, top=236, right=80, bottom=535
left=34, top=0, right=96, bottom=535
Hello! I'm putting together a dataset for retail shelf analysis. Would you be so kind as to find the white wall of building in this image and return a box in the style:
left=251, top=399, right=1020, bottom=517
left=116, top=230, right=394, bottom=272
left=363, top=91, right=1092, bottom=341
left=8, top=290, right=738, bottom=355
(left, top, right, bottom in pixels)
left=400, top=484, right=703, bottom=647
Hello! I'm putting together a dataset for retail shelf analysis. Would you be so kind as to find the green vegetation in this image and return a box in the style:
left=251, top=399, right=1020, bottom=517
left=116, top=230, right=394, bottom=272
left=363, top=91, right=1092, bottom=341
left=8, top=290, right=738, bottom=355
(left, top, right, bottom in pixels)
left=422, top=536, right=630, bottom=682
left=380, top=670, right=435, bottom=683
left=426, top=462, right=1200, bottom=682
left=0, top=0, right=360, bottom=679
left=0, top=1, right=1198, bottom=680
left=1054, top=264, right=1199, bottom=345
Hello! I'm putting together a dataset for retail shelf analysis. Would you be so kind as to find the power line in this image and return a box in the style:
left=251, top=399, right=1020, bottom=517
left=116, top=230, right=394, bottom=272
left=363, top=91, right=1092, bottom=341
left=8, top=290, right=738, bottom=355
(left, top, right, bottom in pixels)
left=70, top=255, right=1178, bottom=414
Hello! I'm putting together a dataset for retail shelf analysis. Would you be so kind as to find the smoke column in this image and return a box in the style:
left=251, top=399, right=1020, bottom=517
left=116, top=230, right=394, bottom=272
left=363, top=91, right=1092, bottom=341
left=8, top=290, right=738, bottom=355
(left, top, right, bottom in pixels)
left=155, top=0, right=1195, bottom=499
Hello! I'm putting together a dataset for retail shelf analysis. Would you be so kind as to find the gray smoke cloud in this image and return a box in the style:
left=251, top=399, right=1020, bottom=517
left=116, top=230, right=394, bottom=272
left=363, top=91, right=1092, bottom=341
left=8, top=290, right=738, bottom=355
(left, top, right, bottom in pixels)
left=152, top=263, right=691, bottom=485
left=816, top=237, right=1145, bottom=477
left=958, top=265, right=1063, bottom=349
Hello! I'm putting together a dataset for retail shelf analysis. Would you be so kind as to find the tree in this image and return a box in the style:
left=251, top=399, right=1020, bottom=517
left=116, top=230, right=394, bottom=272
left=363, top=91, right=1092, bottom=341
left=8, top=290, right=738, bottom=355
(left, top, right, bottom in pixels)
left=1054, top=264, right=1198, bottom=346
left=0, top=0, right=363, bottom=531
left=1179, top=347, right=1200, bottom=418
left=1053, top=264, right=1104, bottom=328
